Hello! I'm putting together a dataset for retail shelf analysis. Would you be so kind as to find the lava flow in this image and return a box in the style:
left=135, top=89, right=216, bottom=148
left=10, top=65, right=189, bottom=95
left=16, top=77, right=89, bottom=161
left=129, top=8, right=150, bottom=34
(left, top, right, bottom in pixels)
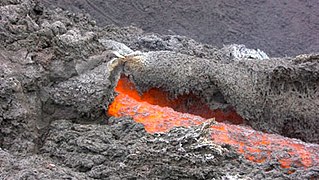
left=109, top=75, right=244, bottom=125
left=108, top=75, right=319, bottom=172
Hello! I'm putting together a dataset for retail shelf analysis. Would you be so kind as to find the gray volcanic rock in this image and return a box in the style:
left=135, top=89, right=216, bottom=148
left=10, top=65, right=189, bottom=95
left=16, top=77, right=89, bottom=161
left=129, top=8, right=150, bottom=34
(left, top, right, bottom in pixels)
left=0, top=0, right=318, bottom=179
left=4, top=117, right=315, bottom=179
left=0, top=148, right=88, bottom=179
left=122, top=50, right=319, bottom=143
left=0, top=0, right=114, bottom=153
left=40, top=118, right=287, bottom=179
left=42, top=0, right=319, bottom=57
left=0, top=49, right=43, bottom=153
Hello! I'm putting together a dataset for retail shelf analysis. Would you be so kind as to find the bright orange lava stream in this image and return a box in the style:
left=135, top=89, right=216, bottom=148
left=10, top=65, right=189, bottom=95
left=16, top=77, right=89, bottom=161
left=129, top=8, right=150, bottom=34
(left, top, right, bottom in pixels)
left=108, top=75, right=319, bottom=171
left=112, top=75, right=244, bottom=124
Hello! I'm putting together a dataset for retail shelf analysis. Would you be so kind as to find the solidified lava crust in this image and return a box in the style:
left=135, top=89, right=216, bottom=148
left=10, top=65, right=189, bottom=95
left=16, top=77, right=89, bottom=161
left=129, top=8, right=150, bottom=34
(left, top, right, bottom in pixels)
left=108, top=75, right=319, bottom=172
left=1, top=0, right=319, bottom=179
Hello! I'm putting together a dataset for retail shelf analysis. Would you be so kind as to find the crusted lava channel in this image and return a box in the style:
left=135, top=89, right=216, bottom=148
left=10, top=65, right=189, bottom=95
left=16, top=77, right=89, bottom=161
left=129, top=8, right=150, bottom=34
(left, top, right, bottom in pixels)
left=109, top=75, right=244, bottom=125
left=108, top=75, right=319, bottom=173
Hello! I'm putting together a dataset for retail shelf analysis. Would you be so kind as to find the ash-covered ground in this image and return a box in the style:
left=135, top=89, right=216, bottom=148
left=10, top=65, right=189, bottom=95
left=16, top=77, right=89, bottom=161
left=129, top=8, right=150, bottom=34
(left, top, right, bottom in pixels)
left=0, top=0, right=318, bottom=179
left=42, top=0, right=319, bottom=57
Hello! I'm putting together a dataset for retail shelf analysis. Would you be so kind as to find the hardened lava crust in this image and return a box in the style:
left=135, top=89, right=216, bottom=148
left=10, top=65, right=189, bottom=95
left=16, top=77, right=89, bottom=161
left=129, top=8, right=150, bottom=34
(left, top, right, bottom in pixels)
left=0, top=0, right=318, bottom=179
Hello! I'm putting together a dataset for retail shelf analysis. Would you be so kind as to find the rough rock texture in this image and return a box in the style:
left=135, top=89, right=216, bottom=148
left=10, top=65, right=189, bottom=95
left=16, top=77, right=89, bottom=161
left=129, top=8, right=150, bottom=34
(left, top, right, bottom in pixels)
left=121, top=50, right=319, bottom=143
left=42, top=0, right=319, bottom=57
left=0, top=0, right=318, bottom=179
left=40, top=118, right=317, bottom=180
left=0, top=0, right=115, bottom=153
left=0, top=148, right=88, bottom=179
left=2, top=118, right=317, bottom=179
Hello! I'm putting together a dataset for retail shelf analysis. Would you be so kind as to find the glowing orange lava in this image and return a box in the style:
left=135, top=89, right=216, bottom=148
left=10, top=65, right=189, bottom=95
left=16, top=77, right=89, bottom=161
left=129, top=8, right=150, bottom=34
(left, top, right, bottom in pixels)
left=210, top=123, right=319, bottom=169
left=112, top=75, right=244, bottom=124
left=108, top=75, right=319, bottom=171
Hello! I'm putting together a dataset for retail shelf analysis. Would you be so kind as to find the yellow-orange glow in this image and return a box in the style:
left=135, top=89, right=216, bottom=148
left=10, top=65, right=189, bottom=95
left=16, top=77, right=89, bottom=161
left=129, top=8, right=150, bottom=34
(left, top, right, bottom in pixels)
left=108, top=75, right=319, bottom=171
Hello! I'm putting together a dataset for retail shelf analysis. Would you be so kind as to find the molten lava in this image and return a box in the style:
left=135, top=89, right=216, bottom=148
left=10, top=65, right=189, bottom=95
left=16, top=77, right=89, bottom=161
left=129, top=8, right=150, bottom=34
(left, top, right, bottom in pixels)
left=108, top=75, right=319, bottom=172
left=210, top=123, right=319, bottom=170
left=111, top=75, right=244, bottom=124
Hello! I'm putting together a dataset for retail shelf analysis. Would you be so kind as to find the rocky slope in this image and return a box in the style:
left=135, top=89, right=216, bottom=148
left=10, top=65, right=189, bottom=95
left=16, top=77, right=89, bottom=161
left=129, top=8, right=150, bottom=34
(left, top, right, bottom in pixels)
left=42, top=0, right=319, bottom=57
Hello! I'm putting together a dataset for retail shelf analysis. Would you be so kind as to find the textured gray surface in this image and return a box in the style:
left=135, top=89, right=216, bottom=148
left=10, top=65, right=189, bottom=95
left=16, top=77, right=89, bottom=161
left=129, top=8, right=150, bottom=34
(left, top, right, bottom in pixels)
left=42, top=0, right=319, bottom=57
left=0, top=0, right=112, bottom=153
left=0, top=0, right=318, bottom=179
left=40, top=119, right=288, bottom=179
left=122, top=50, right=319, bottom=143
left=0, top=148, right=88, bottom=179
